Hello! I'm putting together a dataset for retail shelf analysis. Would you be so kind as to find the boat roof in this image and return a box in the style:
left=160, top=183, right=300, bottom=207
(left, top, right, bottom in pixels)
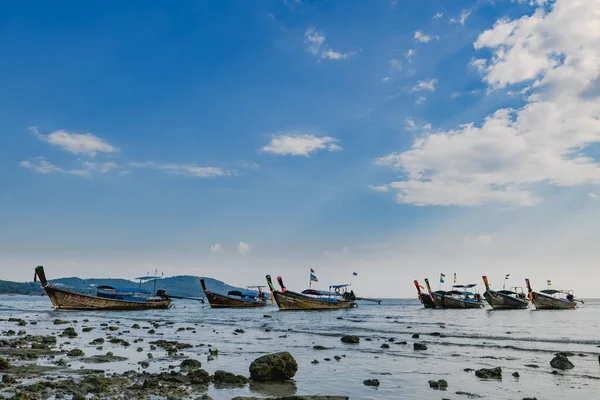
left=135, top=275, right=162, bottom=281
left=228, top=290, right=259, bottom=297
left=446, top=290, right=476, bottom=296
left=302, top=289, right=340, bottom=297
left=453, top=284, right=477, bottom=288
left=540, top=289, right=571, bottom=295
left=330, top=284, right=350, bottom=289
left=97, top=285, right=150, bottom=294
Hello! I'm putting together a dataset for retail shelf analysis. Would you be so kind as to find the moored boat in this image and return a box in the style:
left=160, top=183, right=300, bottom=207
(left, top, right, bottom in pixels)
left=200, top=279, right=267, bottom=308
left=482, top=276, right=528, bottom=310
left=266, top=275, right=355, bottom=311
left=441, top=284, right=485, bottom=309
left=525, top=279, right=577, bottom=310
left=34, top=266, right=172, bottom=311
left=424, top=278, right=446, bottom=308
left=414, top=279, right=435, bottom=308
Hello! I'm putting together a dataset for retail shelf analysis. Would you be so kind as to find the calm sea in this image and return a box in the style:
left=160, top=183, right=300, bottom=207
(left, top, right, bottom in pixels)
left=2, top=296, right=599, bottom=399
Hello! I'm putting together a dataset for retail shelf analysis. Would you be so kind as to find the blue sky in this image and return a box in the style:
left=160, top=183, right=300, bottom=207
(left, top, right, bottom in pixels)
left=2, top=0, right=599, bottom=297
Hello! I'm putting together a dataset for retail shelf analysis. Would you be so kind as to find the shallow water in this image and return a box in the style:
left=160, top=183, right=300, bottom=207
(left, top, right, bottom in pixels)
left=2, top=296, right=600, bottom=399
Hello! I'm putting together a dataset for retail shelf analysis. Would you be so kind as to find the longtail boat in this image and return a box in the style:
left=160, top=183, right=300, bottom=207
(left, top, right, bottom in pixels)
left=482, top=276, right=528, bottom=310
left=525, top=279, right=577, bottom=310
left=440, top=284, right=485, bottom=309
left=414, top=279, right=435, bottom=308
left=34, top=266, right=172, bottom=311
left=200, top=278, right=267, bottom=308
left=424, top=278, right=446, bottom=308
left=266, top=275, right=355, bottom=311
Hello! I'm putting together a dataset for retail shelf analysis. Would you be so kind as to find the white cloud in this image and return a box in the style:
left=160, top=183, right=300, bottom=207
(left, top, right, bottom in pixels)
left=433, top=12, right=444, bottom=20
left=463, top=234, right=492, bottom=246
left=589, top=193, right=599, bottom=199
left=416, top=96, right=427, bottom=105
left=20, top=157, right=90, bottom=177
left=82, top=161, right=118, bottom=174
left=381, top=76, right=392, bottom=82
left=411, top=79, right=438, bottom=92
left=372, top=0, right=600, bottom=208
left=130, top=161, right=232, bottom=177
left=414, top=31, right=439, bottom=43
left=262, top=133, right=341, bottom=156
left=389, top=59, right=402, bottom=70
left=304, top=27, right=356, bottom=61
left=405, top=49, right=416, bottom=61
left=368, top=184, right=389, bottom=193
left=238, top=241, right=251, bottom=256
left=405, top=118, right=417, bottom=131
left=450, top=10, right=472, bottom=26
left=210, top=244, right=222, bottom=253
left=30, top=127, right=118, bottom=157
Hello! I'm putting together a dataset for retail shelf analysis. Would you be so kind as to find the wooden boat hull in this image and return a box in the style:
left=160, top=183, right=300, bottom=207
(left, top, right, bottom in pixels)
left=418, top=293, right=436, bottom=309
left=43, top=286, right=171, bottom=311
left=432, top=293, right=483, bottom=309
left=273, top=290, right=355, bottom=311
left=484, top=291, right=529, bottom=310
left=205, top=291, right=266, bottom=308
left=531, top=292, right=576, bottom=310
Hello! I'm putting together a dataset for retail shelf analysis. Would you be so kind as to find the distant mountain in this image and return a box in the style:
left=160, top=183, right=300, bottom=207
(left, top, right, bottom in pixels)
left=0, top=275, right=244, bottom=297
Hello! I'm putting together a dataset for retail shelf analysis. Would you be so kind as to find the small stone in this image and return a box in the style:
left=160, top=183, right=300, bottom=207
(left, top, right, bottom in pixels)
left=67, top=348, right=84, bottom=357
left=381, top=344, right=390, bottom=349
left=364, top=378, right=380, bottom=387
left=550, top=353, right=574, bottom=370
left=341, top=335, right=360, bottom=344
left=311, top=359, right=319, bottom=364
left=0, top=357, right=11, bottom=371
left=512, top=372, right=520, bottom=378
left=414, top=343, right=427, bottom=351
left=180, top=359, right=202, bottom=371
left=475, top=367, right=502, bottom=379
left=412, top=333, right=420, bottom=339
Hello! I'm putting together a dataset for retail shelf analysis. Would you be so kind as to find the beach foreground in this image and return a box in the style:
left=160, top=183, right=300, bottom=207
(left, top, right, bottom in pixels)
left=1, top=296, right=599, bottom=399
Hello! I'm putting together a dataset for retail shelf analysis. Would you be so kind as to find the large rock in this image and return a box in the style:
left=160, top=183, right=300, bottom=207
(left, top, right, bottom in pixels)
left=341, top=336, right=360, bottom=344
left=550, top=353, right=574, bottom=370
left=188, top=369, right=211, bottom=385
left=475, top=367, right=502, bottom=379
left=249, top=352, right=298, bottom=382
left=0, top=357, right=10, bottom=370
left=180, top=359, right=202, bottom=371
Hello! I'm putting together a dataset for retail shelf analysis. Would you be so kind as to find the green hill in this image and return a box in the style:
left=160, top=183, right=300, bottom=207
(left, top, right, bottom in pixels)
left=0, top=275, right=245, bottom=298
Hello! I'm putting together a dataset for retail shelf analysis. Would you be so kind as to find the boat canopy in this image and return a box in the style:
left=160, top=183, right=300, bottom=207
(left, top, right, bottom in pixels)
left=540, top=289, right=571, bottom=295
left=453, top=284, right=477, bottom=288
left=330, top=284, right=350, bottom=289
left=228, top=290, right=259, bottom=298
left=302, top=289, right=340, bottom=297
left=97, top=286, right=150, bottom=294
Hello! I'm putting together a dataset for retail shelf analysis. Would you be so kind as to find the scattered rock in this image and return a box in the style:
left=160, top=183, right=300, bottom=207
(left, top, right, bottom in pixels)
left=67, top=349, right=85, bottom=357
left=381, top=344, right=390, bottom=349
left=61, top=327, right=78, bottom=338
left=550, top=353, right=574, bottom=370
left=213, top=370, right=248, bottom=387
left=0, top=357, right=11, bottom=370
left=525, top=364, right=539, bottom=368
left=456, top=391, right=483, bottom=398
left=341, top=335, right=359, bottom=344
left=512, top=372, right=520, bottom=378
left=54, top=319, right=69, bottom=325
left=475, top=367, right=502, bottom=379
left=313, top=346, right=328, bottom=350
left=412, top=333, right=420, bottom=339
left=82, top=327, right=93, bottom=333
left=234, top=329, right=245, bottom=334
left=187, top=368, right=211, bottom=385
left=263, top=315, right=272, bottom=318
left=311, top=359, right=319, bottom=364
left=363, top=379, right=380, bottom=387
left=180, top=359, right=202, bottom=371
left=132, top=324, right=141, bottom=329
left=249, top=352, right=298, bottom=382
left=413, top=343, right=427, bottom=351
left=429, top=379, right=448, bottom=390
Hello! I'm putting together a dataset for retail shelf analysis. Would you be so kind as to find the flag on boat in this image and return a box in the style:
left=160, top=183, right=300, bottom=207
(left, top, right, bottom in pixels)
left=310, top=268, right=315, bottom=273
left=547, top=280, right=552, bottom=287
left=310, top=273, right=318, bottom=282
left=440, top=273, right=445, bottom=283
left=505, top=274, right=510, bottom=279
left=453, top=272, right=457, bottom=284
left=353, top=272, right=358, bottom=276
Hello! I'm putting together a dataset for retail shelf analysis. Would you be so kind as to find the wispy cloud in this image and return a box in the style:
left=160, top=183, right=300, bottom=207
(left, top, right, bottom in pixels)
left=262, top=133, right=341, bottom=156
left=129, top=161, right=233, bottom=177
left=368, top=184, right=389, bottom=193
left=210, top=243, right=222, bottom=253
left=405, top=49, right=415, bottom=61
left=414, top=31, right=439, bottom=43
left=411, top=79, right=438, bottom=92
left=20, top=157, right=90, bottom=177
left=304, top=27, right=356, bottom=61
left=381, top=76, right=392, bottom=82
left=389, top=59, right=402, bottom=70
left=433, top=12, right=444, bottom=20
left=416, top=96, right=427, bottom=105
left=238, top=241, right=251, bottom=255
left=30, top=127, right=119, bottom=157
left=450, top=10, right=471, bottom=26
